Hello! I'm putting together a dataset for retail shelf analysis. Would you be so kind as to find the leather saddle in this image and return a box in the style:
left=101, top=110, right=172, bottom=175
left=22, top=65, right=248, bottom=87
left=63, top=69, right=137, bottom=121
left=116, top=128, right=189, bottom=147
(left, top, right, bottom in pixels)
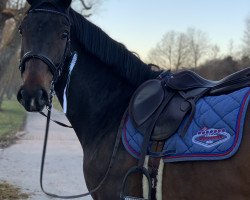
left=129, top=67, right=250, bottom=141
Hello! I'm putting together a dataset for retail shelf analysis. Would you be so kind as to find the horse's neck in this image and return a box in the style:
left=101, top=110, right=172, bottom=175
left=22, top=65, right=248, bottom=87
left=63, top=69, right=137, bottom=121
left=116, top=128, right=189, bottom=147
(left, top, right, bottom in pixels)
left=54, top=11, right=161, bottom=148
left=55, top=42, right=136, bottom=148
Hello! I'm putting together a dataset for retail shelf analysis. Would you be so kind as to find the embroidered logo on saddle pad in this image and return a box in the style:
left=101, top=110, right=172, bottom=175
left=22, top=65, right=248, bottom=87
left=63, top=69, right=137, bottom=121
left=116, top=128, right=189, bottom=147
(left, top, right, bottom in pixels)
left=192, top=128, right=231, bottom=148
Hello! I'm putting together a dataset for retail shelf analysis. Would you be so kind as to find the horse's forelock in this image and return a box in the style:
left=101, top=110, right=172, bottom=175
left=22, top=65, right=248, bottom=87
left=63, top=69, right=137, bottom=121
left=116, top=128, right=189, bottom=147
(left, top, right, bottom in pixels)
left=29, top=0, right=69, bottom=14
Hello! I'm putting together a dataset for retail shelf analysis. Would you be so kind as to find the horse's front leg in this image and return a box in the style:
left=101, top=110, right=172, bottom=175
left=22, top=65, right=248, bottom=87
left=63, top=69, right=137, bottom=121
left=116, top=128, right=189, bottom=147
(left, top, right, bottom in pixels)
left=83, top=140, right=142, bottom=200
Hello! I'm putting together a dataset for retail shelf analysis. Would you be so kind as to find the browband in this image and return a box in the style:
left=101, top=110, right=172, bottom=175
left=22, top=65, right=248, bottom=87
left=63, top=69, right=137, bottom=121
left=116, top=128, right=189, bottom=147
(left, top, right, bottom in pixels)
left=28, top=9, right=70, bottom=23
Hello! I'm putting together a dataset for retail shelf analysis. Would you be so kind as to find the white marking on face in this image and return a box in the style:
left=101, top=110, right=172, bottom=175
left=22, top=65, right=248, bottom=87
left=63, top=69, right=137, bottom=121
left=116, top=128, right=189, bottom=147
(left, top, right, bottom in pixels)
left=30, top=98, right=35, bottom=107
left=30, top=98, right=36, bottom=111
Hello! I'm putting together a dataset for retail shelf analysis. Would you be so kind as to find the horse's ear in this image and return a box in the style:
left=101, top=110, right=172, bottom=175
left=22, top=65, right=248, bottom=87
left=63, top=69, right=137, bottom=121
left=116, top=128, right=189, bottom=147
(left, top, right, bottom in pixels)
left=27, top=0, right=36, bottom=5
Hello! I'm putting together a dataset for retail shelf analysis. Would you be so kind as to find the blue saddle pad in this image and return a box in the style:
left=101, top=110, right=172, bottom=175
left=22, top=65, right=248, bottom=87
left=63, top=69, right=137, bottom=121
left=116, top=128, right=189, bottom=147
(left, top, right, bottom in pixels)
left=122, top=87, right=250, bottom=162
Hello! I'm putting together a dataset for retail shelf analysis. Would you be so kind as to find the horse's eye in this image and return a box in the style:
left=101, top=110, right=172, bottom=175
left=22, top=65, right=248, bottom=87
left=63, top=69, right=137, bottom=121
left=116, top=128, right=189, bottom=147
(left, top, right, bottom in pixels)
left=61, top=31, right=69, bottom=39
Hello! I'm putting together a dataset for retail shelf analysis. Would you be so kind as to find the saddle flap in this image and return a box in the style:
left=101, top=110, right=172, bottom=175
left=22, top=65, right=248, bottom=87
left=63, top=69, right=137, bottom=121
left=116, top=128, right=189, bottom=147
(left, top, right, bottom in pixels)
left=151, top=93, right=191, bottom=141
left=129, top=79, right=164, bottom=127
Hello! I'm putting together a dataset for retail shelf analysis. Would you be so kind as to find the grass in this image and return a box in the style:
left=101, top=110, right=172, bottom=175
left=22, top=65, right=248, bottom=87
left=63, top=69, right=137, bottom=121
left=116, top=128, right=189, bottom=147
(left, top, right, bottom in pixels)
left=0, top=100, right=26, bottom=147
left=0, top=181, right=29, bottom=200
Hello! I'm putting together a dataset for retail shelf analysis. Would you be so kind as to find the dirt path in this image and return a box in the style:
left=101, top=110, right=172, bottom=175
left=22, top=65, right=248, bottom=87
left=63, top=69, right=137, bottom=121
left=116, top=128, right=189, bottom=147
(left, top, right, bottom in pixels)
left=0, top=109, right=93, bottom=200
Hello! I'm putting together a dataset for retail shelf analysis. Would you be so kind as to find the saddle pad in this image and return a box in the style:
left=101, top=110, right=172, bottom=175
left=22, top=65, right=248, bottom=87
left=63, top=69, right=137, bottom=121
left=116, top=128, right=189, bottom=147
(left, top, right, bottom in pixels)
left=122, top=87, right=250, bottom=162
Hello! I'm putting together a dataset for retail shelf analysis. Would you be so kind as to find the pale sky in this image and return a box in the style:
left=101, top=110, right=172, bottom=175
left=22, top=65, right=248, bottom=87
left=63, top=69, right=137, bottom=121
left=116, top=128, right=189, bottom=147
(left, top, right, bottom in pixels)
left=86, top=0, right=250, bottom=60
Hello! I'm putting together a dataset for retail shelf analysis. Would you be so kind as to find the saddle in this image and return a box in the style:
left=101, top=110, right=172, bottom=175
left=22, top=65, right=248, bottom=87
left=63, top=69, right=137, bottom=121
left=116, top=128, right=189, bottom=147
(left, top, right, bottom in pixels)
left=121, top=68, right=250, bottom=200
left=129, top=67, right=250, bottom=141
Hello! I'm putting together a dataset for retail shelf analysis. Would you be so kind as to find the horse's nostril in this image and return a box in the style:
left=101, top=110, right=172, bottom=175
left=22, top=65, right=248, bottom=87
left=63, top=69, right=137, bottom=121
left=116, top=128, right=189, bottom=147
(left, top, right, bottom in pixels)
left=17, top=88, right=49, bottom=112
left=21, top=90, right=25, bottom=96
left=36, top=90, right=43, bottom=99
left=17, top=89, right=25, bottom=105
left=36, top=89, right=48, bottom=106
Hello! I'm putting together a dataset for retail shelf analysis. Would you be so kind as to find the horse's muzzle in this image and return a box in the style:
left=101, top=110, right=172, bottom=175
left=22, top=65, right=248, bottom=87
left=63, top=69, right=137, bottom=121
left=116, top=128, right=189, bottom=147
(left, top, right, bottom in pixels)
left=17, top=88, right=49, bottom=112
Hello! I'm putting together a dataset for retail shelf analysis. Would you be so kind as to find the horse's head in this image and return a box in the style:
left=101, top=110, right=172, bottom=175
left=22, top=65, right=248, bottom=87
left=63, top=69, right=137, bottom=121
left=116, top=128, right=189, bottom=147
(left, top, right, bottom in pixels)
left=17, top=0, right=72, bottom=112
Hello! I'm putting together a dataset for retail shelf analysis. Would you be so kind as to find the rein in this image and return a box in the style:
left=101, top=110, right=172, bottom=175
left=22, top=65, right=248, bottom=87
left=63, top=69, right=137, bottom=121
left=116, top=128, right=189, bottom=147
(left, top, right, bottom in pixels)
left=37, top=50, right=126, bottom=198
left=19, top=8, right=129, bottom=199
left=40, top=91, right=127, bottom=198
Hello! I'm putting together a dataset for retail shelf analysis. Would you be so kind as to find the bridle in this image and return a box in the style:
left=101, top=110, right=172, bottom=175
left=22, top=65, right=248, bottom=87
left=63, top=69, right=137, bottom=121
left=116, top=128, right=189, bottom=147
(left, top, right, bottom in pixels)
left=18, top=8, right=128, bottom=199
left=19, top=9, right=71, bottom=83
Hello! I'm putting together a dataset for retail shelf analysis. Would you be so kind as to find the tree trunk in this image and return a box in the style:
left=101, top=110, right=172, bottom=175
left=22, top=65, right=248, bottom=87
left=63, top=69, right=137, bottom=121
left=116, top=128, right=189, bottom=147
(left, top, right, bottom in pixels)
left=0, top=18, right=21, bottom=108
left=0, top=0, right=13, bottom=39
left=0, top=1, right=29, bottom=108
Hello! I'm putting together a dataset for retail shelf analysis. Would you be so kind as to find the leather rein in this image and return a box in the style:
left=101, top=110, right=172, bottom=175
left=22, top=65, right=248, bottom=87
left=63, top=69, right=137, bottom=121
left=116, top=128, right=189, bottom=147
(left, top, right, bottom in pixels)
left=19, top=8, right=125, bottom=199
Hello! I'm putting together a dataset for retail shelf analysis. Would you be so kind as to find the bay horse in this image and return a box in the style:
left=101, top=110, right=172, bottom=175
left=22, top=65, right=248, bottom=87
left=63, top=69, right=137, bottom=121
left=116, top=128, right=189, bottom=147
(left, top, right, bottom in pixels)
left=16, top=0, right=250, bottom=199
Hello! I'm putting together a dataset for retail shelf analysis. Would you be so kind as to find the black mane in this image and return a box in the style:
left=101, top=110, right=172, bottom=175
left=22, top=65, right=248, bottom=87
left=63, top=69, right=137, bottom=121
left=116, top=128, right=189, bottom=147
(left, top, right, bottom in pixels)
left=69, top=9, right=161, bottom=86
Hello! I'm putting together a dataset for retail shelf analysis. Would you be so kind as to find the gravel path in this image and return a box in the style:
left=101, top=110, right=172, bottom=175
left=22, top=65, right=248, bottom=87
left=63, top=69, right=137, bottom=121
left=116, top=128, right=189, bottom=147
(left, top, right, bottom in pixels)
left=0, top=109, right=93, bottom=200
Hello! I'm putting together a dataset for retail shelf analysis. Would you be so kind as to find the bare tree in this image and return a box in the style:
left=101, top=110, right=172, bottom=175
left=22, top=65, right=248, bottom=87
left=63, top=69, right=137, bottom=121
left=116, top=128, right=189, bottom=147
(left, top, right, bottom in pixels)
left=147, top=47, right=167, bottom=69
left=73, top=0, right=102, bottom=17
left=173, top=33, right=189, bottom=70
left=160, top=31, right=175, bottom=69
left=0, top=0, right=13, bottom=39
left=242, top=15, right=250, bottom=57
left=186, top=27, right=209, bottom=68
left=228, top=39, right=235, bottom=56
left=0, top=0, right=27, bottom=107
left=209, top=44, right=220, bottom=60
left=147, top=28, right=210, bottom=70
left=147, top=31, right=189, bottom=70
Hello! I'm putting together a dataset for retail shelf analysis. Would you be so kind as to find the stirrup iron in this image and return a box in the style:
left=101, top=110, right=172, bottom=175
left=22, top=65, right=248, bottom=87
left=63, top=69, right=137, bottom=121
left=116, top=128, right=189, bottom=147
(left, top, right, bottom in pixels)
left=120, top=166, right=152, bottom=200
